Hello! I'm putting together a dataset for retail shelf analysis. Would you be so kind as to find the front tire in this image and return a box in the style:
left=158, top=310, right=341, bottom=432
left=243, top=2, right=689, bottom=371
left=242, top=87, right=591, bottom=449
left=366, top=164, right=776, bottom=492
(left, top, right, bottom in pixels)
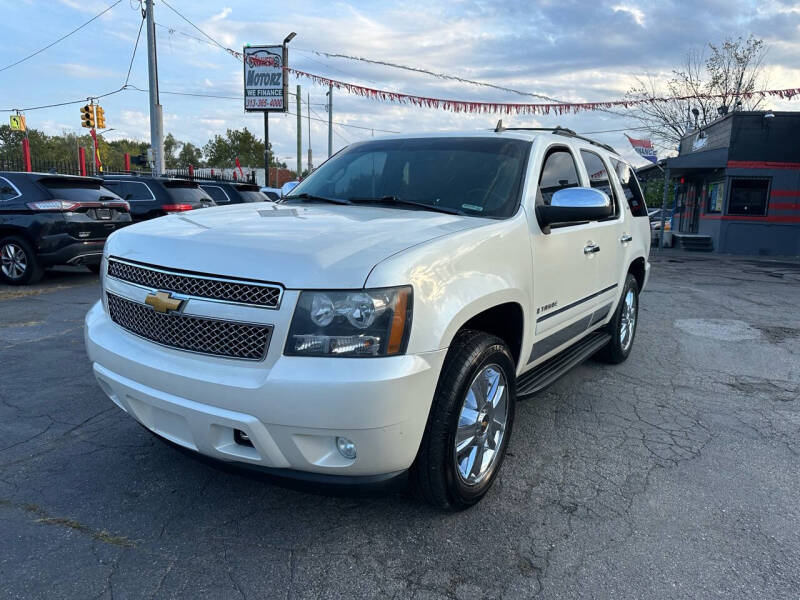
left=0, top=236, right=44, bottom=285
left=410, top=330, right=516, bottom=510
left=597, top=273, right=639, bottom=364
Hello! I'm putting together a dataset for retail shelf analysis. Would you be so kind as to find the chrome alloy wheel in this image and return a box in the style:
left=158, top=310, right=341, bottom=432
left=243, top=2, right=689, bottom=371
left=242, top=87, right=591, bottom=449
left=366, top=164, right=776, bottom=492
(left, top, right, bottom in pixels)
left=1, top=242, right=27, bottom=280
left=454, top=363, right=509, bottom=485
left=619, top=288, right=637, bottom=352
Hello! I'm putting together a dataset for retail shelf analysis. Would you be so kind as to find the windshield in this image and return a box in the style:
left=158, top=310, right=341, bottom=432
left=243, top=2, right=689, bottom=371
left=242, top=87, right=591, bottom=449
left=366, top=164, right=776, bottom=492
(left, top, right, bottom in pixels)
left=285, top=137, right=530, bottom=218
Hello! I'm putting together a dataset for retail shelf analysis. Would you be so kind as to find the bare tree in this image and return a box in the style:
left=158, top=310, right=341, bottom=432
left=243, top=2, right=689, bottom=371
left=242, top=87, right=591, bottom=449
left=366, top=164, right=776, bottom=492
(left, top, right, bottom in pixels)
left=626, top=36, right=767, bottom=149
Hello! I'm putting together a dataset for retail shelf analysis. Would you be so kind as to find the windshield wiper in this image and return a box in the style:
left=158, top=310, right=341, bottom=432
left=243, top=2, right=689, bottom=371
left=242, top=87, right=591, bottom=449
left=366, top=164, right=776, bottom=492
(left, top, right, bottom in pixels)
left=283, top=193, right=351, bottom=205
left=348, top=195, right=464, bottom=215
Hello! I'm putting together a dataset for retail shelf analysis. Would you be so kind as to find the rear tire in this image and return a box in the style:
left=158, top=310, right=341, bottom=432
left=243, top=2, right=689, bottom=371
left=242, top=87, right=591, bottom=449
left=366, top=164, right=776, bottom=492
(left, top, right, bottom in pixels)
left=86, top=264, right=102, bottom=274
left=410, top=330, right=516, bottom=510
left=597, top=273, right=639, bottom=364
left=0, top=235, right=44, bottom=285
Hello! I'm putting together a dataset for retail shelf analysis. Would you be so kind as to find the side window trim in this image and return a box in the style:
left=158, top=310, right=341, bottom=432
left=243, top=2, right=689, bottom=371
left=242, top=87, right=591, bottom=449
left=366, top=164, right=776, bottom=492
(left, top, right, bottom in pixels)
left=0, top=176, right=22, bottom=201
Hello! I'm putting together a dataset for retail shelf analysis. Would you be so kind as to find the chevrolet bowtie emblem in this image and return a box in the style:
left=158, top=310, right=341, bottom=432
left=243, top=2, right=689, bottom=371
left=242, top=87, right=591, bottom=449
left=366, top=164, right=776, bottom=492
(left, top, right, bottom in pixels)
left=144, top=291, right=183, bottom=314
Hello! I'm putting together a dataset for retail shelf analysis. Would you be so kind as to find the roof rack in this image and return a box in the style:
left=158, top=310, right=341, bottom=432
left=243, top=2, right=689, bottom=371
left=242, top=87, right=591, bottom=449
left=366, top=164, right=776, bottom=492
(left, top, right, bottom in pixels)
left=493, top=120, right=617, bottom=154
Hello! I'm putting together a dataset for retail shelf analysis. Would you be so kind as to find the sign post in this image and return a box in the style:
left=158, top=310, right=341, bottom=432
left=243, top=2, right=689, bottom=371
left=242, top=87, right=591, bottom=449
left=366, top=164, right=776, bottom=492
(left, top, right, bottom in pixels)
left=244, top=44, right=288, bottom=184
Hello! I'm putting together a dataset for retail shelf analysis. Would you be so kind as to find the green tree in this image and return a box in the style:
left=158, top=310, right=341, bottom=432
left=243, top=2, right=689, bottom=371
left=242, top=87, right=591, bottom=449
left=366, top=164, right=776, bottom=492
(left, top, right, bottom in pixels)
left=176, top=141, right=204, bottom=167
left=163, top=133, right=181, bottom=169
left=202, top=127, right=284, bottom=168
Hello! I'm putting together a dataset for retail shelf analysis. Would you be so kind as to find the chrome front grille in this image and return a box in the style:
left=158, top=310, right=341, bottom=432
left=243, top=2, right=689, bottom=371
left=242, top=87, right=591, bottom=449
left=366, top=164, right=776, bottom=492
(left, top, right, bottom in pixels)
left=107, top=258, right=282, bottom=308
left=107, top=293, right=272, bottom=360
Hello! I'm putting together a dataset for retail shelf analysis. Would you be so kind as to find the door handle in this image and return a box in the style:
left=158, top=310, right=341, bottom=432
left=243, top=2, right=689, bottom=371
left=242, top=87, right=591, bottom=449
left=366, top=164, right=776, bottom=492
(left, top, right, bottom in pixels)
left=620, top=234, right=633, bottom=243
left=584, top=243, right=600, bottom=254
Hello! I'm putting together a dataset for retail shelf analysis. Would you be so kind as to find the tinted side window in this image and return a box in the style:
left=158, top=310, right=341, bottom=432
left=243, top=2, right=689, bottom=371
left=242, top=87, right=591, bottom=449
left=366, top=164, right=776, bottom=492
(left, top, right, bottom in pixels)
left=0, top=176, right=20, bottom=201
left=123, top=181, right=155, bottom=201
left=580, top=150, right=618, bottom=216
left=611, top=159, right=648, bottom=217
left=539, top=148, right=580, bottom=205
left=201, top=185, right=230, bottom=204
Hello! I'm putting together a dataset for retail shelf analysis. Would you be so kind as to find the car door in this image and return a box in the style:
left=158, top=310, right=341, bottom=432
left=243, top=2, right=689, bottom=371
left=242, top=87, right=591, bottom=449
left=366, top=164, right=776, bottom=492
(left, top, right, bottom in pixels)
left=529, top=145, right=603, bottom=364
left=576, top=149, right=627, bottom=323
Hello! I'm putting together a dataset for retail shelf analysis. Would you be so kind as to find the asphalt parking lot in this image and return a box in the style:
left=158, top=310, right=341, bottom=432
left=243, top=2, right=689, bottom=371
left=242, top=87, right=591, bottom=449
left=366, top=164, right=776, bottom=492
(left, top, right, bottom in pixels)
left=1, top=252, right=799, bottom=599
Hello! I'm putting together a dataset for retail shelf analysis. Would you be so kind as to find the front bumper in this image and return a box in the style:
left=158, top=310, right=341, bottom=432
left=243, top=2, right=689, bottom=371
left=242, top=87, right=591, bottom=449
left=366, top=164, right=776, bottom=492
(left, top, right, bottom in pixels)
left=85, top=301, right=446, bottom=477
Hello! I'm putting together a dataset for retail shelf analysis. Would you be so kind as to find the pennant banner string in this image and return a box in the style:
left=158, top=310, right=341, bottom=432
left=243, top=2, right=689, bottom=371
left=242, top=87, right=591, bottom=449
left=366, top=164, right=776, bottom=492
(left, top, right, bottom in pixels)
left=287, top=67, right=799, bottom=116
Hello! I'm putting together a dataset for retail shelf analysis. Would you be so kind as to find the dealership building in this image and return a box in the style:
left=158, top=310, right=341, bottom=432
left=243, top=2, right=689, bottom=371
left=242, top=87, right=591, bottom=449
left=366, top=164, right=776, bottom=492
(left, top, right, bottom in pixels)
left=649, top=111, right=799, bottom=256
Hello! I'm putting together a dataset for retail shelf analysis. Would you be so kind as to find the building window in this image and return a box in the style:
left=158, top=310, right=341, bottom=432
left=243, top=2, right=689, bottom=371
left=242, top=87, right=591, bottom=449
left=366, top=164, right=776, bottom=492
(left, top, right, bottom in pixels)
left=727, top=178, right=770, bottom=216
left=706, top=181, right=724, bottom=213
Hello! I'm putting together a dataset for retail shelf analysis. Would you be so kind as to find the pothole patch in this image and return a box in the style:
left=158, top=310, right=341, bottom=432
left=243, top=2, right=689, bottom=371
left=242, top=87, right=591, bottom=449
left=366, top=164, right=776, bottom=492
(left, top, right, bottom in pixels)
left=674, top=318, right=762, bottom=341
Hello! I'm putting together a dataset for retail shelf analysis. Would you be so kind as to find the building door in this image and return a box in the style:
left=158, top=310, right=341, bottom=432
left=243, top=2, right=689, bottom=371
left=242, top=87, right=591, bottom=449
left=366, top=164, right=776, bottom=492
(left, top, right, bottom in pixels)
left=680, top=182, right=701, bottom=233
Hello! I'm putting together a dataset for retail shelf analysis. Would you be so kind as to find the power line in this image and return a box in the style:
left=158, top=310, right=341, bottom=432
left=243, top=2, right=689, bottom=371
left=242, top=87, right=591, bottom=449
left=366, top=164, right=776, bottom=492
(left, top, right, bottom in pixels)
left=124, top=13, right=146, bottom=87
left=304, top=49, right=564, bottom=104
left=159, top=0, right=239, bottom=60
left=0, top=0, right=122, bottom=73
left=0, top=87, right=126, bottom=112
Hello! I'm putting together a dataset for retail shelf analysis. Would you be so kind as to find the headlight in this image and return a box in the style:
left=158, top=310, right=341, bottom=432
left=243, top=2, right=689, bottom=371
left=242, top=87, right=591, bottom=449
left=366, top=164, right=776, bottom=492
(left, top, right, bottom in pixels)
left=285, top=286, right=412, bottom=357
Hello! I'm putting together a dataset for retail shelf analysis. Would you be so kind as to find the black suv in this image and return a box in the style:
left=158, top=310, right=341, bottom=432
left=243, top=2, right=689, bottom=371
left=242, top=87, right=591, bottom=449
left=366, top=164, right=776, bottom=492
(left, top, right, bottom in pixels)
left=102, top=175, right=215, bottom=222
left=0, top=172, right=132, bottom=284
left=198, top=181, right=270, bottom=205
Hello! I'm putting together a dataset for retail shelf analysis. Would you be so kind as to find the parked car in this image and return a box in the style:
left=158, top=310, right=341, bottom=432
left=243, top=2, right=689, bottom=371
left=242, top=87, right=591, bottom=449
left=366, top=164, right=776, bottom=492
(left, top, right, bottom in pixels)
left=102, top=175, right=215, bottom=222
left=260, top=186, right=282, bottom=202
left=280, top=180, right=299, bottom=197
left=0, top=172, right=131, bottom=284
left=200, top=181, right=271, bottom=205
left=85, top=129, right=650, bottom=509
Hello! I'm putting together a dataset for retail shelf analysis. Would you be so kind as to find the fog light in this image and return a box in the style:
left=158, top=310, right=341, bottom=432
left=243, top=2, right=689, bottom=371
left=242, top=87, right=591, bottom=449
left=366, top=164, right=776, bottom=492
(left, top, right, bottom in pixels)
left=336, top=436, right=357, bottom=460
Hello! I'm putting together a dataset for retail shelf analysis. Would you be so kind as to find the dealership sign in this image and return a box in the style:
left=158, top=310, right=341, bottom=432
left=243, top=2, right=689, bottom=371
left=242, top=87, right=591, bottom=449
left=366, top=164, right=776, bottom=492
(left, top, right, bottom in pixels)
left=243, top=45, right=287, bottom=112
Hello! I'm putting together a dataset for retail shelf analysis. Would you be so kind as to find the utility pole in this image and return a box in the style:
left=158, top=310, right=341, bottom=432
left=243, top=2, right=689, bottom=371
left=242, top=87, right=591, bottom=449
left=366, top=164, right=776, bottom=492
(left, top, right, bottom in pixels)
left=145, top=0, right=164, bottom=175
left=307, top=92, right=312, bottom=172
left=327, top=84, right=333, bottom=158
left=296, top=84, right=302, bottom=178
left=264, top=112, right=269, bottom=187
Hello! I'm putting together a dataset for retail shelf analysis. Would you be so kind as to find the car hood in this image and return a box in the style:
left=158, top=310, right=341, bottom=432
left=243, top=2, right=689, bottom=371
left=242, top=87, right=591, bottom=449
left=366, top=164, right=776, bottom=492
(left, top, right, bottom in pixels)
left=105, top=202, right=486, bottom=288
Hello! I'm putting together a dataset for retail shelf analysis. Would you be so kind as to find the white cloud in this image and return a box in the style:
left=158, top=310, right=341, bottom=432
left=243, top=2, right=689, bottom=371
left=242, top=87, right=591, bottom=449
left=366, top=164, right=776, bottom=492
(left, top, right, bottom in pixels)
left=612, top=4, right=646, bottom=26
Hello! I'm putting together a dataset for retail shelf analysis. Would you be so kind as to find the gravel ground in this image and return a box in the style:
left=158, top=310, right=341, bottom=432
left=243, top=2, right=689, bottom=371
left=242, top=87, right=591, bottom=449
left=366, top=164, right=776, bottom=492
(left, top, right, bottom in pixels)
left=1, top=252, right=799, bottom=599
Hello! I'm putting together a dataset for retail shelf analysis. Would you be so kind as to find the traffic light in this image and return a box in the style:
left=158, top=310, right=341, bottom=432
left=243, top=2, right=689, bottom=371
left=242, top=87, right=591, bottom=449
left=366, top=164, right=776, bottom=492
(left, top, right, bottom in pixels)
left=80, top=104, right=95, bottom=128
left=95, top=105, right=106, bottom=129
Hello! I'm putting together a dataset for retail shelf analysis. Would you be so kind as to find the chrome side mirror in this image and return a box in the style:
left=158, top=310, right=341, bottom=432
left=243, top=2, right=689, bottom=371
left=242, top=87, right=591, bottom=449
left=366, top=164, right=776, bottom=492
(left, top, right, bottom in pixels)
left=537, top=187, right=612, bottom=232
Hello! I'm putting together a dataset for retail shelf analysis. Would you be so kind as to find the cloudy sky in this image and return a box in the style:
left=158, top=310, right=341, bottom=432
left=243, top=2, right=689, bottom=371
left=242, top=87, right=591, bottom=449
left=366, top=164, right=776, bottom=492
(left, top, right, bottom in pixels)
left=1, top=0, right=798, bottom=170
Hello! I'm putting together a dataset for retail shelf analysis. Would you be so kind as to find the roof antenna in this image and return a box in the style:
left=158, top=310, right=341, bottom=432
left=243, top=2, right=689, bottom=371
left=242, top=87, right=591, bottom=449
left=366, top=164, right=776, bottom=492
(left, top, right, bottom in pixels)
left=495, top=119, right=505, bottom=132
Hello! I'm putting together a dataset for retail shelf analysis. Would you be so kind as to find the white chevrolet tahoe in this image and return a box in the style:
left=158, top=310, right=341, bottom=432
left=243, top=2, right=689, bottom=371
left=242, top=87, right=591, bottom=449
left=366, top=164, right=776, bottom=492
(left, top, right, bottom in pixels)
left=85, top=126, right=650, bottom=509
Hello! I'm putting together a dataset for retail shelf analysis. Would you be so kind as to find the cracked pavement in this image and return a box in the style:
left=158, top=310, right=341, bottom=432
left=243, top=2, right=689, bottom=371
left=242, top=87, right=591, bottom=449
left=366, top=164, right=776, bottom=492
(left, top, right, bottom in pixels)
left=1, top=254, right=799, bottom=599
